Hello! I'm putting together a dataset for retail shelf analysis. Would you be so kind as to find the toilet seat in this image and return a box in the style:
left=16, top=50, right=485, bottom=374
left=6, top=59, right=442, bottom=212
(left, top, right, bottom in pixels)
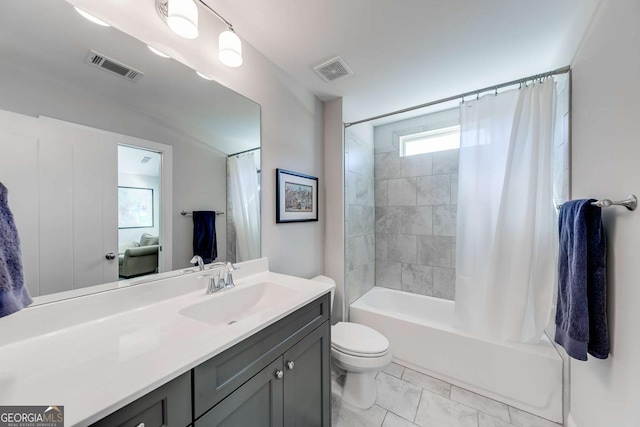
left=331, top=322, right=390, bottom=358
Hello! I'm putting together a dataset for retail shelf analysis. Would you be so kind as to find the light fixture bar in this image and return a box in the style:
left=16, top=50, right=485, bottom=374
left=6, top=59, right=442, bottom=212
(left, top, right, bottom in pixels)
left=156, top=0, right=235, bottom=32
left=195, top=0, right=233, bottom=30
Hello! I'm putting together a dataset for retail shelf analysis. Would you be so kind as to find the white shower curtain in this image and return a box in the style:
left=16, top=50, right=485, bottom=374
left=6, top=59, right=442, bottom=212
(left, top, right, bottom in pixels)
left=228, top=153, right=261, bottom=262
left=455, top=78, right=556, bottom=343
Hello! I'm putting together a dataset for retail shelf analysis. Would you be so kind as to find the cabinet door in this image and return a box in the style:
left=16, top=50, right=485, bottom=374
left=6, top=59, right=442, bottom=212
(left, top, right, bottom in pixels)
left=283, top=322, right=331, bottom=427
left=196, top=357, right=284, bottom=427
left=90, top=372, right=191, bottom=427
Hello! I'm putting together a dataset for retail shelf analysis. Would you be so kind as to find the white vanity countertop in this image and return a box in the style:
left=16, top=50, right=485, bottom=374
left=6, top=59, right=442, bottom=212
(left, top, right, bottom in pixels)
left=0, top=260, right=334, bottom=427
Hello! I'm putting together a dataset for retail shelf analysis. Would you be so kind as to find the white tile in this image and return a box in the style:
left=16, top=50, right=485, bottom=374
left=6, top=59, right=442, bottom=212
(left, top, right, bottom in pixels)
left=479, top=412, right=514, bottom=427
left=332, top=395, right=388, bottom=427
left=375, top=152, right=401, bottom=180
left=508, top=407, right=560, bottom=427
left=401, top=369, right=451, bottom=398
left=432, top=267, right=455, bottom=300
left=401, top=264, right=434, bottom=296
left=388, top=234, right=417, bottom=264
left=382, top=362, right=405, bottom=378
left=400, top=206, right=433, bottom=236
left=388, top=178, right=417, bottom=206
left=415, top=390, right=478, bottom=427
left=450, top=386, right=510, bottom=422
left=375, top=372, right=423, bottom=421
left=382, top=412, right=420, bottom=427
left=432, top=205, right=457, bottom=236
left=375, top=260, right=402, bottom=290
left=417, top=236, right=452, bottom=268
left=417, top=175, right=451, bottom=205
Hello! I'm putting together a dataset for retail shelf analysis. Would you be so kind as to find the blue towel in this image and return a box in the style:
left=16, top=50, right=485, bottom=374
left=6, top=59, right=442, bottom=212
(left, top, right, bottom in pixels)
left=0, top=182, right=32, bottom=318
left=555, top=199, right=609, bottom=360
left=193, top=211, right=217, bottom=264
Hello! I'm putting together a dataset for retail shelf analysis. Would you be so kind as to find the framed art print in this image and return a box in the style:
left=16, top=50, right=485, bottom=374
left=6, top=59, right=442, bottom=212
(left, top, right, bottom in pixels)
left=276, top=169, right=318, bottom=223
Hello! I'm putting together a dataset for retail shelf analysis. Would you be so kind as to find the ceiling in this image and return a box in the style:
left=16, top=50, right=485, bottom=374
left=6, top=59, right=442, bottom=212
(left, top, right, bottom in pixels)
left=207, top=0, right=600, bottom=123
left=0, top=0, right=260, bottom=155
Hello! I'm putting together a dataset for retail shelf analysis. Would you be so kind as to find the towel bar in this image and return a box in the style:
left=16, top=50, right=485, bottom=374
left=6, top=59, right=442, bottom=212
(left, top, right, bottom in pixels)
left=181, top=210, right=225, bottom=216
left=556, top=194, right=637, bottom=211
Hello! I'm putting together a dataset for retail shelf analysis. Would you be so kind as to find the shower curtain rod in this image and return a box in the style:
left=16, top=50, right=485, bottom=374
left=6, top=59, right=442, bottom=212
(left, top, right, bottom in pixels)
left=344, top=65, right=570, bottom=128
left=228, top=147, right=260, bottom=157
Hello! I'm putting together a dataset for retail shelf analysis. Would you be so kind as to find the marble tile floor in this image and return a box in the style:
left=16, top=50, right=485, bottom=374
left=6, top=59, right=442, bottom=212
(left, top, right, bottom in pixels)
left=331, top=362, right=562, bottom=427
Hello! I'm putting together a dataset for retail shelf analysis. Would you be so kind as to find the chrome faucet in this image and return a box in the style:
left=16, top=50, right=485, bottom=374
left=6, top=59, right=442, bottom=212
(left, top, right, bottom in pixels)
left=190, top=255, right=205, bottom=271
left=205, top=261, right=238, bottom=294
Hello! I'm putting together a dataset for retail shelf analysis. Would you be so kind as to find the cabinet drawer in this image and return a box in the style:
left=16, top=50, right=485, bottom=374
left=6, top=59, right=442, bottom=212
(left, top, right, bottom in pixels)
left=91, top=372, right=191, bottom=427
left=194, top=293, right=330, bottom=418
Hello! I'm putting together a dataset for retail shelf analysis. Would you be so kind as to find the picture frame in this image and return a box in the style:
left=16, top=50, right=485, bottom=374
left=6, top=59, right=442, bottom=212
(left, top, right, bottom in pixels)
left=276, top=168, right=319, bottom=223
left=118, top=186, right=154, bottom=228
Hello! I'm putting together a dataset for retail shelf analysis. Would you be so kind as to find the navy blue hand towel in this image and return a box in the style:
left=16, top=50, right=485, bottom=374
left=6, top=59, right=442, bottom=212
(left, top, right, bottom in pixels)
left=555, top=199, right=609, bottom=361
left=193, top=211, right=217, bottom=264
left=0, top=182, right=32, bottom=318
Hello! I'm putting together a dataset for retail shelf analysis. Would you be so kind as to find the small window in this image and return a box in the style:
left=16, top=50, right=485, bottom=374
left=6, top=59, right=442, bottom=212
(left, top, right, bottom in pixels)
left=400, top=125, right=460, bottom=157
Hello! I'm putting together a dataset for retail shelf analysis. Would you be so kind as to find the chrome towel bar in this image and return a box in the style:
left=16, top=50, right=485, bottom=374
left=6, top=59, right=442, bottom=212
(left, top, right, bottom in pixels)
left=180, top=210, right=225, bottom=216
left=556, top=194, right=637, bottom=211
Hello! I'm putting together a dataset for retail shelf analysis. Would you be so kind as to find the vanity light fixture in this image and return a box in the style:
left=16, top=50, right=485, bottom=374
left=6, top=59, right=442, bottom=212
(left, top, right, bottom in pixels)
left=147, top=45, right=171, bottom=58
left=196, top=71, right=214, bottom=80
left=74, top=7, right=111, bottom=27
left=157, top=0, right=243, bottom=67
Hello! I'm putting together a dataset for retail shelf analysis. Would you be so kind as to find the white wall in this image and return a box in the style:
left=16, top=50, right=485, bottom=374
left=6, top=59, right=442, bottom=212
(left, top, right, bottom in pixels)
left=570, top=0, right=640, bottom=425
left=67, top=0, right=326, bottom=279
left=323, top=98, right=345, bottom=322
left=118, top=173, right=160, bottom=247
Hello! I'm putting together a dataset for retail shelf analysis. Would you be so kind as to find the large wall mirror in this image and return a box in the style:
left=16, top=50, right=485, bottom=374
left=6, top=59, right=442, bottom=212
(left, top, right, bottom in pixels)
left=0, top=0, right=261, bottom=303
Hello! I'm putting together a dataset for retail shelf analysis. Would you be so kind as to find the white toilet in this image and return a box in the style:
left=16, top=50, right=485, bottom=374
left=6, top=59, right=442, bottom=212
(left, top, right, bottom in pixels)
left=312, top=276, right=391, bottom=409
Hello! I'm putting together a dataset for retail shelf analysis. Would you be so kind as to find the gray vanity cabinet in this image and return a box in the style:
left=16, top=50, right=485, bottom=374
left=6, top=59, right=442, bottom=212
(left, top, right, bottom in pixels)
left=195, top=321, right=331, bottom=427
left=90, top=372, right=191, bottom=427
left=91, top=293, right=331, bottom=427
left=283, top=323, right=331, bottom=427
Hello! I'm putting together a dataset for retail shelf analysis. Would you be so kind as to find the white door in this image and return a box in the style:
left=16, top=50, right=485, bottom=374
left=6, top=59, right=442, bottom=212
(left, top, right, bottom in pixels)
left=0, top=110, right=118, bottom=296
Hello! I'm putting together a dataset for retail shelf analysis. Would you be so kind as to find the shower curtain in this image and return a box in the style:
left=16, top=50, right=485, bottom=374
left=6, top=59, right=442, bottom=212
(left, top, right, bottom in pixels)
left=455, top=78, right=556, bottom=343
left=228, top=153, right=261, bottom=262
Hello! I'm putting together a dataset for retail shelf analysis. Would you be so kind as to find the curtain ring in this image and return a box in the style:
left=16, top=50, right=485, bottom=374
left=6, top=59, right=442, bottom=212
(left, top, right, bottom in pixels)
left=476, top=92, right=479, bottom=101
left=494, top=87, right=498, bottom=96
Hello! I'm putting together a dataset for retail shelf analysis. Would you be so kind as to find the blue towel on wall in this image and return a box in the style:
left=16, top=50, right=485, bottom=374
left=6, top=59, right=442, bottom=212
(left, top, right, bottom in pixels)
left=555, top=199, right=609, bottom=361
left=0, top=182, right=32, bottom=318
left=193, top=211, right=217, bottom=264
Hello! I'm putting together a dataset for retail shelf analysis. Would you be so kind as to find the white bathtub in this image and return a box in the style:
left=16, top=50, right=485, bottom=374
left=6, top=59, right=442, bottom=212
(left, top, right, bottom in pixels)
left=350, top=287, right=563, bottom=423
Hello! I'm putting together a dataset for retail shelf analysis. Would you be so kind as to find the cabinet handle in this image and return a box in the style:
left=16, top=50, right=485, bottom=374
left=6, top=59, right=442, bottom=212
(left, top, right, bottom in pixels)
left=105, top=252, right=116, bottom=260
left=286, top=361, right=295, bottom=370
left=274, top=369, right=284, bottom=379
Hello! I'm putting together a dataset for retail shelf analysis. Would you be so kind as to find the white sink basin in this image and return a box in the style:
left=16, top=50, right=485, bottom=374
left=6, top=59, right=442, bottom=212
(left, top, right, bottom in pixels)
left=178, top=282, right=301, bottom=326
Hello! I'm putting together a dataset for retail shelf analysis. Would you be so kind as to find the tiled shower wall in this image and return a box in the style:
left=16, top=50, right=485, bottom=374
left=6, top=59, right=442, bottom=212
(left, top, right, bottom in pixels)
left=345, top=126, right=376, bottom=305
left=374, top=109, right=460, bottom=300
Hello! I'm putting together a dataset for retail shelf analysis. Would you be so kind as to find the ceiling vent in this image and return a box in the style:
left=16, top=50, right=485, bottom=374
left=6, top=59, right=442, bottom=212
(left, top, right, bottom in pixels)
left=313, top=56, right=353, bottom=82
left=84, top=50, right=144, bottom=82
left=140, top=156, right=152, bottom=164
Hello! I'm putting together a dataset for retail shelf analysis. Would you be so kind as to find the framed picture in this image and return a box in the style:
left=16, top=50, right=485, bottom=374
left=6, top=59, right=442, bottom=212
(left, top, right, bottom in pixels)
left=118, top=186, right=154, bottom=228
left=276, top=169, right=319, bottom=223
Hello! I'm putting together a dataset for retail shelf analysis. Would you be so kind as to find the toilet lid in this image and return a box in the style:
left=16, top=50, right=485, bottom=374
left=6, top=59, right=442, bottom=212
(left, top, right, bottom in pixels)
left=331, top=322, right=389, bottom=357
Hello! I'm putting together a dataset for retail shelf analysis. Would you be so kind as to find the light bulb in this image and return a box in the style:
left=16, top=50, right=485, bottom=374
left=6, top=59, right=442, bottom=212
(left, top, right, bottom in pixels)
left=74, top=7, right=110, bottom=27
left=196, top=71, right=214, bottom=80
left=147, top=45, right=171, bottom=58
left=219, top=29, right=242, bottom=67
left=167, top=0, right=199, bottom=39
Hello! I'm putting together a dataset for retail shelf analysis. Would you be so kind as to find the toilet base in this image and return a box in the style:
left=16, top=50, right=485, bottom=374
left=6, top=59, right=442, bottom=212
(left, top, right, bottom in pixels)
left=341, top=371, right=378, bottom=409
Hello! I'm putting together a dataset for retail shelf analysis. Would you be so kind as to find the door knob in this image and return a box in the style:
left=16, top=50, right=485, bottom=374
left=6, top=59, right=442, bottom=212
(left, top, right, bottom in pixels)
left=274, top=370, right=284, bottom=379
left=105, top=252, right=116, bottom=260
left=286, top=361, right=295, bottom=370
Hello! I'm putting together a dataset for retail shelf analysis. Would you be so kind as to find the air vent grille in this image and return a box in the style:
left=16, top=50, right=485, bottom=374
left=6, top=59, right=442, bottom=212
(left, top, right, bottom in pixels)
left=313, top=56, right=353, bottom=82
left=84, top=50, right=144, bottom=82
left=140, top=156, right=151, bottom=164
